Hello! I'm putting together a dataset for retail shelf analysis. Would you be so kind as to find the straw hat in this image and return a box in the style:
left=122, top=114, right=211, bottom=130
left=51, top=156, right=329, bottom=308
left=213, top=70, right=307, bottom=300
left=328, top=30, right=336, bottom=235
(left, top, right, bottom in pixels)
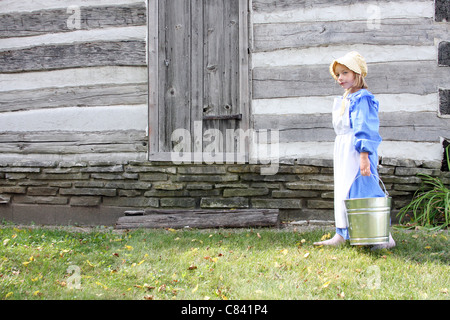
left=329, top=51, right=368, bottom=80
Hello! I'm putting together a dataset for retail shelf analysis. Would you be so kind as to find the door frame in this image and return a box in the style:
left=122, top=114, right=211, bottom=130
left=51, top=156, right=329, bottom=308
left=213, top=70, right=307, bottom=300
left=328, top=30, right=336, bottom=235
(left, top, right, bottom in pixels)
left=147, top=0, right=251, bottom=162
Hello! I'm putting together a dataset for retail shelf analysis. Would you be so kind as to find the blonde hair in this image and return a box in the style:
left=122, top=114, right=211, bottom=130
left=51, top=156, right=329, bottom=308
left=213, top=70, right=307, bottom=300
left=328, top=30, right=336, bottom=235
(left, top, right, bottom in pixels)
left=339, top=72, right=369, bottom=116
left=352, top=73, right=368, bottom=90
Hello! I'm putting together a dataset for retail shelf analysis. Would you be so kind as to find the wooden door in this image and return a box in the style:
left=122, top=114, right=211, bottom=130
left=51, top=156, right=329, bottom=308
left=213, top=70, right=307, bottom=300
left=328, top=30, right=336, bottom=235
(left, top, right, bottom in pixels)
left=148, top=0, right=249, bottom=162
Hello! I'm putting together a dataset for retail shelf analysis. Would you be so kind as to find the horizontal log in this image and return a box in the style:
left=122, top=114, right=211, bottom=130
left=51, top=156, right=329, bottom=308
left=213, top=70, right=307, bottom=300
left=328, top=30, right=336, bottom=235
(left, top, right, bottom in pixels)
left=0, top=40, right=146, bottom=73
left=253, top=61, right=450, bottom=98
left=0, top=66, right=148, bottom=92
left=0, top=3, right=146, bottom=39
left=253, top=18, right=445, bottom=51
left=116, top=209, right=280, bottom=229
left=0, top=83, right=148, bottom=112
left=252, top=0, right=413, bottom=12
left=0, top=130, right=147, bottom=154
left=254, top=112, right=450, bottom=143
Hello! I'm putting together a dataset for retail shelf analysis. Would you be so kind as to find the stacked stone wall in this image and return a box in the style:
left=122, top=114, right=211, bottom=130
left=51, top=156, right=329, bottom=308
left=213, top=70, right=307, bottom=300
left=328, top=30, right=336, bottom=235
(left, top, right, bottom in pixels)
left=0, top=158, right=447, bottom=226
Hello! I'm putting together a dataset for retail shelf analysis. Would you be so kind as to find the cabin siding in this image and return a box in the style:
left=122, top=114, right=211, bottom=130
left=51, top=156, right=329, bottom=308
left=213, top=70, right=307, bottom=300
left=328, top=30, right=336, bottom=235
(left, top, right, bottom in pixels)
left=0, top=0, right=448, bottom=226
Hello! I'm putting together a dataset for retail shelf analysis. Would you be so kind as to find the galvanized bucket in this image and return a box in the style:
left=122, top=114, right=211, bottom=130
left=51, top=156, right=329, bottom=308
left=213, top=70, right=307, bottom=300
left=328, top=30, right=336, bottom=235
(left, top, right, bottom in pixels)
left=344, top=176, right=391, bottom=246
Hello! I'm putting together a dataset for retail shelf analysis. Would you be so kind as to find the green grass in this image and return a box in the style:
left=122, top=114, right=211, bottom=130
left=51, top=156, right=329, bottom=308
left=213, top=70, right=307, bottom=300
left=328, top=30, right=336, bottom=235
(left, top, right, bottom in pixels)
left=0, top=225, right=448, bottom=300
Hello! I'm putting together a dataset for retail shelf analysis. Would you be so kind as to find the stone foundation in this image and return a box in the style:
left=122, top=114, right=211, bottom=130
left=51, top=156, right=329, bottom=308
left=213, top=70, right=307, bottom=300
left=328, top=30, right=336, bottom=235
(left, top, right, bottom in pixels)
left=0, top=158, right=447, bottom=227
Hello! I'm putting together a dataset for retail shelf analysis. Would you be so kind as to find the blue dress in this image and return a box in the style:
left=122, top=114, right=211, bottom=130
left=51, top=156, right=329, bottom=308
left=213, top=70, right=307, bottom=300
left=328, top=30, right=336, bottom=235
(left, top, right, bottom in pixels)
left=336, top=89, right=385, bottom=240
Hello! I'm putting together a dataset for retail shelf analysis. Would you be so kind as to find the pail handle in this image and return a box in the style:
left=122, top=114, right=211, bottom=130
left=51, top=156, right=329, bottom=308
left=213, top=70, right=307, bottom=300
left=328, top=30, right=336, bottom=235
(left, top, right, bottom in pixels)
left=349, top=174, right=390, bottom=198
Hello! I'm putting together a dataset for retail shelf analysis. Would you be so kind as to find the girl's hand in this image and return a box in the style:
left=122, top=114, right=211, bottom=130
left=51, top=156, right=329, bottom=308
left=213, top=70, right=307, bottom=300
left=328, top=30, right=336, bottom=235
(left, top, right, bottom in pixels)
left=360, top=152, right=371, bottom=176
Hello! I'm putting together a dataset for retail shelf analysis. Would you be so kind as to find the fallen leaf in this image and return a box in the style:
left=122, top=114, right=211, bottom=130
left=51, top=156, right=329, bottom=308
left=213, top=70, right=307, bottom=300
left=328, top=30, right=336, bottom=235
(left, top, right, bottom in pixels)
left=158, top=284, right=166, bottom=292
left=86, top=260, right=95, bottom=267
left=257, top=233, right=261, bottom=238
left=144, top=295, right=154, bottom=300
left=320, top=233, right=331, bottom=241
left=96, top=281, right=108, bottom=290
left=192, top=284, right=199, bottom=293
left=188, top=264, right=198, bottom=270
left=303, top=252, right=310, bottom=259
left=322, top=281, right=331, bottom=288
left=280, top=249, right=288, bottom=255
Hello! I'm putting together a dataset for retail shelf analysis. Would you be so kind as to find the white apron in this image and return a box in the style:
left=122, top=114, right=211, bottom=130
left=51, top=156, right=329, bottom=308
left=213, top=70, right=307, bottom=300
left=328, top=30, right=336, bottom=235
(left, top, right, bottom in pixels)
left=332, top=97, right=360, bottom=228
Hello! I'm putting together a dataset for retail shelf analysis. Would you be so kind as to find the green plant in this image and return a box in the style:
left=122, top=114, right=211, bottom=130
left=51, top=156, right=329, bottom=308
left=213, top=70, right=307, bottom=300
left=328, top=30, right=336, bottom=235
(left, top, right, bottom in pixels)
left=397, top=145, right=450, bottom=230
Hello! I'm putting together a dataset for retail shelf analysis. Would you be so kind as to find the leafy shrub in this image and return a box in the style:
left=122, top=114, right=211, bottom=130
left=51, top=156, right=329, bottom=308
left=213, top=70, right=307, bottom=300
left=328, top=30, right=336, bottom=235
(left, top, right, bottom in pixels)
left=397, top=145, right=450, bottom=230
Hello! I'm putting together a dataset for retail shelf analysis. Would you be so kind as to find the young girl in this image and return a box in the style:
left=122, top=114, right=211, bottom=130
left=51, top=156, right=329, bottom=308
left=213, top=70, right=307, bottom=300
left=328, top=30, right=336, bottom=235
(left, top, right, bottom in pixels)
left=313, top=51, right=395, bottom=249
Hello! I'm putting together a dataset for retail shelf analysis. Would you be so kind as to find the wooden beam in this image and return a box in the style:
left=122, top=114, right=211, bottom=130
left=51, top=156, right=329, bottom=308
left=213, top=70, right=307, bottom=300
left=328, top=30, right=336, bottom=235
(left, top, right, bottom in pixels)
left=0, top=3, right=147, bottom=38
left=0, top=40, right=146, bottom=73
left=116, top=209, right=280, bottom=229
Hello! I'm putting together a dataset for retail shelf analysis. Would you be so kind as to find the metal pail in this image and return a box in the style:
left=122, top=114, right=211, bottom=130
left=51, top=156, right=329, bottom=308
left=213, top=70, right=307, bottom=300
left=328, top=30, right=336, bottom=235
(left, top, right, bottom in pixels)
left=344, top=176, right=391, bottom=246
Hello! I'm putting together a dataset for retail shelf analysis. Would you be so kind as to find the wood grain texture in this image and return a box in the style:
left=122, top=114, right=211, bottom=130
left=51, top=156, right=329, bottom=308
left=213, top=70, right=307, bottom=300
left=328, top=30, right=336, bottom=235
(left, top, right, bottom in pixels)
left=116, top=209, right=280, bottom=229
left=0, top=83, right=147, bottom=112
left=0, top=40, right=146, bottom=73
left=253, top=61, right=450, bottom=98
left=253, top=18, right=445, bottom=52
left=0, top=3, right=147, bottom=38
left=0, top=130, right=147, bottom=154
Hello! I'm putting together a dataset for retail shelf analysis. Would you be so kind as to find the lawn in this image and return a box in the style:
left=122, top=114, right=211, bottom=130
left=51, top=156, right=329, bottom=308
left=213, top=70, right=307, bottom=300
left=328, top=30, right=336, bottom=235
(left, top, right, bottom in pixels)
left=0, top=224, right=448, bottom=300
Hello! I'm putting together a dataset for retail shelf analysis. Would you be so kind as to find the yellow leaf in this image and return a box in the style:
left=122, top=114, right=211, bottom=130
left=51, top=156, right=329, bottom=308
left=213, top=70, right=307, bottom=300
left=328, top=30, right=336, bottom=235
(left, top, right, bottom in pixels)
left=86, top=260, right=95, bottom=267
left=138, top=260, right=145, bottom=266
left=322, top=281, right=331, bottom=288
left=22, top=261, right=31, bottom=266
left=167, top=228, right=177, bottom=233
left=280, top=249, right=288, bottom=255
left=5, top=292, right=13, bottom=299
left=96, top=281, right=108, bottom=290
left=424, top=246, right=431, bottom=250
left=212, top=257, right=218, bottom=263
left=33, top=290, right=40, bottom=296
left=192, top=284, right=199, bottom=293
left=320, top=233, right=331, bottom=241
left=125, top=245, right=133, bottom=251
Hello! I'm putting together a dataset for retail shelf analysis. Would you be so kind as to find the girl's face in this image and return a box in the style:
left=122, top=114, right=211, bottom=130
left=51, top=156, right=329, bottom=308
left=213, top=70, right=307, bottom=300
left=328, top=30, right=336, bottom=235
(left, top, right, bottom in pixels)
left=335, top=64, right=357, bottom=92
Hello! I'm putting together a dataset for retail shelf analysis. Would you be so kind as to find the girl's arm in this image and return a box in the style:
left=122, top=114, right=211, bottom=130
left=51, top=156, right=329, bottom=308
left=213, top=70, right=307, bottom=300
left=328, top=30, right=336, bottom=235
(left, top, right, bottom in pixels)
left=360, top=152, right=371, bottom=176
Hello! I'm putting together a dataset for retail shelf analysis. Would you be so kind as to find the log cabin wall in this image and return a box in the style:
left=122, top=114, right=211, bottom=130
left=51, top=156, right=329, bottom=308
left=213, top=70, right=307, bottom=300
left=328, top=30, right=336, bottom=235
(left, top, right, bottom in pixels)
left=251, top=0, right=449, bottom=161
left=0, top=0, right=449, bottom=226
left=0, top=0, right=149, bottom=163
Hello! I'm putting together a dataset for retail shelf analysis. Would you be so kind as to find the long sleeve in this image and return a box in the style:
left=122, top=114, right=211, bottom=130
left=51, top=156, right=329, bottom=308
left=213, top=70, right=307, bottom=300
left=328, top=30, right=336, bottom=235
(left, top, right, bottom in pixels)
left=349, top=90, right=382, bottom=155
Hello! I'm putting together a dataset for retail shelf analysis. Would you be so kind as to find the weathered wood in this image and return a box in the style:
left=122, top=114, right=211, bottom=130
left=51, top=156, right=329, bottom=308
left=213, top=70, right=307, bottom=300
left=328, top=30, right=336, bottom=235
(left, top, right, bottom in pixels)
left=253, top=18, right=445, bottom=51
left=253, top=61, right=450, bottom=98
left=254, top=112, right=450, bottom=143
left=440, top=89, right=450, bottom=116
left=0, top=83, right=147, bottom=112
left=0, top=40, right=146, bottom=73
left=435, top=0, right=450, bottom=22
left=152, top=0, right=249, bottom=155
left=0, top=3, right=147, bottom=38
left=158, top=0, right=192, bottom=153
left=116, top=209, right=280, bottom=229
left=0, top=131, right=147, bottom=154
left=252, top=0, right=410, bottom=12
